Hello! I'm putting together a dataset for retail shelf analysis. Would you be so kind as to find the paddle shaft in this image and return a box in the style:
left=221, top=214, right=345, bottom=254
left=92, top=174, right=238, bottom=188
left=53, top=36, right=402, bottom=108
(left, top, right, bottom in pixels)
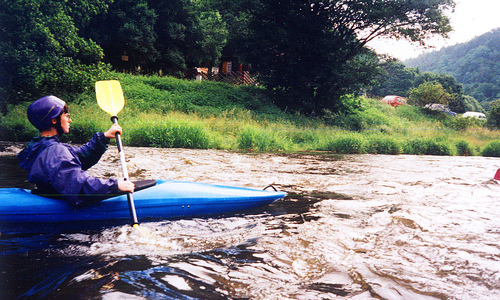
left=111, top=116, right=139, bottom=225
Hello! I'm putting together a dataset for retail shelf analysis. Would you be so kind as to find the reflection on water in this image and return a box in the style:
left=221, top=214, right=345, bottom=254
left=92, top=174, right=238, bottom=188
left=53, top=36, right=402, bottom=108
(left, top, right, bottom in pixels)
left=1, top=143, right=500, bottom=299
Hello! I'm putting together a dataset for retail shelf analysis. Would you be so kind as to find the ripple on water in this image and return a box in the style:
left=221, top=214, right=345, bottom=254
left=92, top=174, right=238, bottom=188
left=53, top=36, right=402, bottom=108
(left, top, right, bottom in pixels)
left=3, top=147, right=500, bottom=299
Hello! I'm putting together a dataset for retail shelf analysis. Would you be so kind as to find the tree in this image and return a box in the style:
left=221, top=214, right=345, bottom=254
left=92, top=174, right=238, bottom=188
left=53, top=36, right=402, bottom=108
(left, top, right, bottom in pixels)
left=0, top=0, right=109, bottom=108
left=81, top=0, right=159, bottom=71
left=461, top=95, right=485, bottom=113
left=369, top=58, right=479, bottom=113
left=406, top=28, right=500, bottom=104
left=212, top=0, right=256, bottom=60
left=80, top=0, right=228, bottom=75
left=184, top=0, right=228, bottom=69
left=415, top=71, right=465, bottom=112
left=487, top=100, right=500, bottom=128
left=369, top=58, right=419, bottom=98
left=409, top=82, right=452, bottom=107
left=146, top=0, right=228, bottom=74
left=414, top=72, right=462, bottom=95
left=240, top=0, right=455, bottom=114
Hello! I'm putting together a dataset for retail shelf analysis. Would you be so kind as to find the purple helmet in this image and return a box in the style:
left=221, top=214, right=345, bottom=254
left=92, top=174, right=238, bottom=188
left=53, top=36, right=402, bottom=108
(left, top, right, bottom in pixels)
left=27, top=95, right=66, bottom=130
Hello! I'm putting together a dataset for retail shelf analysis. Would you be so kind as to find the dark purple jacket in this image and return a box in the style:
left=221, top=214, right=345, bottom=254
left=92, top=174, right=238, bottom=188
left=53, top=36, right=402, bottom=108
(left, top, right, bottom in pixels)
left=17, top=133, right=119, bottom=206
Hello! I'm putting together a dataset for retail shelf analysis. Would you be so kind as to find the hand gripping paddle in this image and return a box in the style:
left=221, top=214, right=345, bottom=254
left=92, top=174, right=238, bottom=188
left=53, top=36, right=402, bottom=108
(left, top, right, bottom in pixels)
left=95, top=80, right=139, bottom=226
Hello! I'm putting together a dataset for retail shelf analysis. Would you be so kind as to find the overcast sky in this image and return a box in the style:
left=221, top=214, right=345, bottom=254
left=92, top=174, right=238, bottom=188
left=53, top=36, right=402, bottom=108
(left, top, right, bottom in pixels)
left=367, top=0, right=500, bottom=61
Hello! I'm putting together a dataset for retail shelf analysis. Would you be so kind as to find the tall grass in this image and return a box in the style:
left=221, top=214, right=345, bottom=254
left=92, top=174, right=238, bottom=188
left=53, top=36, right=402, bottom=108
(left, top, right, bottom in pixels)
left=0, top=103, right=38, bottom=142
left=238, top=128, right=289, bottom=151
left=403, top=138, right=454, bottom=156
left=3, top=72, right=500, bottom=156
left=366, top=135, right=402, bottom=155
left=323, top=132, right=367, bottom=154
left=126, top=113, right=212, bottom=149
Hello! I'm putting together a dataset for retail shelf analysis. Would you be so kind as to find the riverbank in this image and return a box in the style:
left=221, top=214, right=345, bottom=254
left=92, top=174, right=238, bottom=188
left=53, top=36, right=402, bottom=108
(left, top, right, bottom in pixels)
left=2, top=73, right=500, bottom=156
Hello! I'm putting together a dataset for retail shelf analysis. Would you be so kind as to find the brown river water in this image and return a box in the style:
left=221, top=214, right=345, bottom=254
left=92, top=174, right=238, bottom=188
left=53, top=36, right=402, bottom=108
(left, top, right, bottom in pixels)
left=1, top=142, right=500, bottom=299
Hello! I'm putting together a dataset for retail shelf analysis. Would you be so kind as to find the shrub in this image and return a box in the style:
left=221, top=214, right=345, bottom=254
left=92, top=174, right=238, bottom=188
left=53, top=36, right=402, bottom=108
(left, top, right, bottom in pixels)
left=324, top=133, right=366, bottom=154
left=64, top=123, right=101, bottom=144
left=403, top=139, right=453, bottom=156
left=455, top=140, right=474, bottom=156
left=403, top=139, right=426, bottom=155
left=409, top=82, right=452, bottom=107
left=445, top=117, right=484, bottom=131
left=366, top=136, right=402, bottom=154
left=289, top=130, right=319, bottom=145
left=0, top=104, right=38, bottom=141
left=481, top=141, right=500, bottom=157
left=128, top=121, right=210, bottom=149
left=0, top=122, right=38, bottom=142
left=237, top=128, right=287, bottom=151
left=238, top=129, right=256, bottom=150
left=487, top=100, right=500, bottom=129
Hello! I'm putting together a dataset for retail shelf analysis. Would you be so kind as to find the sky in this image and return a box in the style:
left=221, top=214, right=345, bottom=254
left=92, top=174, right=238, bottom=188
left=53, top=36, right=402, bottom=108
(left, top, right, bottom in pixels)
left=367, top=0, right=500, bottom=61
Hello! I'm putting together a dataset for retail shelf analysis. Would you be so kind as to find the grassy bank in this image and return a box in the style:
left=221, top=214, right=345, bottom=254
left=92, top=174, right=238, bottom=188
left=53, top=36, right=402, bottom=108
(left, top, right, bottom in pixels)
left=2, top=72, right=500, bottom=156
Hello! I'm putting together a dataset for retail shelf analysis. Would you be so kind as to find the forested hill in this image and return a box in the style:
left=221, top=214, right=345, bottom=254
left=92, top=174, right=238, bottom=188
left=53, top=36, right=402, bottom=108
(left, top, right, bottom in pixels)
left=405, top=28, right=500, bottom=105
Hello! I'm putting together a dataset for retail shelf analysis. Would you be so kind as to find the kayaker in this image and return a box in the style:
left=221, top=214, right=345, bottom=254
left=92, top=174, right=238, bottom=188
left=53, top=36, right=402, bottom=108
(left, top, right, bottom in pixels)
left=17, top=95, right=135, bottom=206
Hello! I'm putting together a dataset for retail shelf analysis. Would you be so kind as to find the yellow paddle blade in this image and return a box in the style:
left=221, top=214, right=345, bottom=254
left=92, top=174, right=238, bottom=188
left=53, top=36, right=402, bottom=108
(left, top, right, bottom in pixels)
left=95, top=80, right=125, bottom=116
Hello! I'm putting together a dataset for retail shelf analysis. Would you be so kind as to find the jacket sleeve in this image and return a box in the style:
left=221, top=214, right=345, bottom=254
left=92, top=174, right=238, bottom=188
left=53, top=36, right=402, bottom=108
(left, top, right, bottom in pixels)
left=43, top=144, right=119, bottom=206
left=73, top=132, right=110, bottom=171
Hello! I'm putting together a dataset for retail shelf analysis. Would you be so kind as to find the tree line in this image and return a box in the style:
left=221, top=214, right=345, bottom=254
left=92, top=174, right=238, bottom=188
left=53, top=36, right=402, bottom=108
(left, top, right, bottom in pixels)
left=0, top=0, right=455, bottom=115
left=406, top=28, right=500, bottom=106
left=369, top=58, right=484, bottom=114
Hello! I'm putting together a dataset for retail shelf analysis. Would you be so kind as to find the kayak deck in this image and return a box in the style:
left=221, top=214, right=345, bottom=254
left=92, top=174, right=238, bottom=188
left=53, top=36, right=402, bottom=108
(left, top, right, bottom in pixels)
left=0, top=180, right=286, bottom=223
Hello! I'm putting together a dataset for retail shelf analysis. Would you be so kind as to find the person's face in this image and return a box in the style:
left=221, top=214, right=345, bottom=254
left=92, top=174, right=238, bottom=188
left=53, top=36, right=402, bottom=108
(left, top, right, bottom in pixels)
left=59, top=112, right=71, bottom=133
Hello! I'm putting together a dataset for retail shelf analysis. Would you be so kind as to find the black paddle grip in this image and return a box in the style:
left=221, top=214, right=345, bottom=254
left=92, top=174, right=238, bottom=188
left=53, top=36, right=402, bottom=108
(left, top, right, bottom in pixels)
left=110, top=116, right=123, bottom=152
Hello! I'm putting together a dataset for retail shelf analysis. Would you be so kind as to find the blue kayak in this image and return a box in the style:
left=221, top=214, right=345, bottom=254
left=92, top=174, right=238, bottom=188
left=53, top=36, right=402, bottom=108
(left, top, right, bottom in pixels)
left=0, top=180, right=286, bottom=224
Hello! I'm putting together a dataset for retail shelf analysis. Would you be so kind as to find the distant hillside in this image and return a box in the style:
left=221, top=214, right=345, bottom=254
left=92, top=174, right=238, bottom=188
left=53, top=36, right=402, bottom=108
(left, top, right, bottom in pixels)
left=405, top=28, right=500, bottom=105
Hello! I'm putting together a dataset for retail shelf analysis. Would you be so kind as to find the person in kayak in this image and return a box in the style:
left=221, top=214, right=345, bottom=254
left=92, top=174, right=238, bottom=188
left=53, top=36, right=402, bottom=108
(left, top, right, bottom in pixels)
left=17, top=95, right=135, bottom=206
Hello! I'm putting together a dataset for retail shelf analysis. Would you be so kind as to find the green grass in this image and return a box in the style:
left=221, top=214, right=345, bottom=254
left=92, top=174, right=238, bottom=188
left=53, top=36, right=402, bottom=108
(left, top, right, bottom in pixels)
left=127, top=113, right=212, bottom=149
left=3, top=72, right=500, bottom=156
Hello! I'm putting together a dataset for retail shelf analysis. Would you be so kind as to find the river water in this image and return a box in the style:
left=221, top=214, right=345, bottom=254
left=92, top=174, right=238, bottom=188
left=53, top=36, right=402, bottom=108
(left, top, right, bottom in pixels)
left=1, top=143, right=500, bottom=299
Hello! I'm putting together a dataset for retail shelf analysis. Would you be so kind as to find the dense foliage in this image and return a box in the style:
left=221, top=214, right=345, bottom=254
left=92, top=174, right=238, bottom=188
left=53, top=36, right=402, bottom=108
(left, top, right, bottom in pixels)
left=369, top=59, right=484, bottom=114
left=487, top=100, right=500, bottom=128
left=242, top=0, right=383, bottom=114
left=82, top=0, right=228, bottom=74
left=238, top=0, right=454, bottom=114
left=81, top=0, right=158, bottom=70
left=2, top=72, right=498, bottom=156
left=409, top=82, right=452, bottom=107
left=1, top=0, right=455, bottom=116
left=0, top=0, right=110, bottom=110
left=406, top=28, right=500, bottom=106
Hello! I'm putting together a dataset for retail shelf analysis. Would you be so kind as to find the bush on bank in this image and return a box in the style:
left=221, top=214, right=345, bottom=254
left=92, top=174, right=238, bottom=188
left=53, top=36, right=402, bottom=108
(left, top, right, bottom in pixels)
left=481, top=141, right=500, bottom=157
left=3, top=72, right=500, bottom=157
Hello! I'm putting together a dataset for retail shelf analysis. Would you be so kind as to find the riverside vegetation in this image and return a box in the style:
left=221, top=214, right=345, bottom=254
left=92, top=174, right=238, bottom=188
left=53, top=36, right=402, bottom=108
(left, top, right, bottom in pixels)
left=2, top=73, right=500, bottom=157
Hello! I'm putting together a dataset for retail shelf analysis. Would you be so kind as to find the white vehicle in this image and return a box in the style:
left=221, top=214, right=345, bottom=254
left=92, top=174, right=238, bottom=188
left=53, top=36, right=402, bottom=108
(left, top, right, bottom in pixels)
left=462, top=111, right=486, bottom=120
